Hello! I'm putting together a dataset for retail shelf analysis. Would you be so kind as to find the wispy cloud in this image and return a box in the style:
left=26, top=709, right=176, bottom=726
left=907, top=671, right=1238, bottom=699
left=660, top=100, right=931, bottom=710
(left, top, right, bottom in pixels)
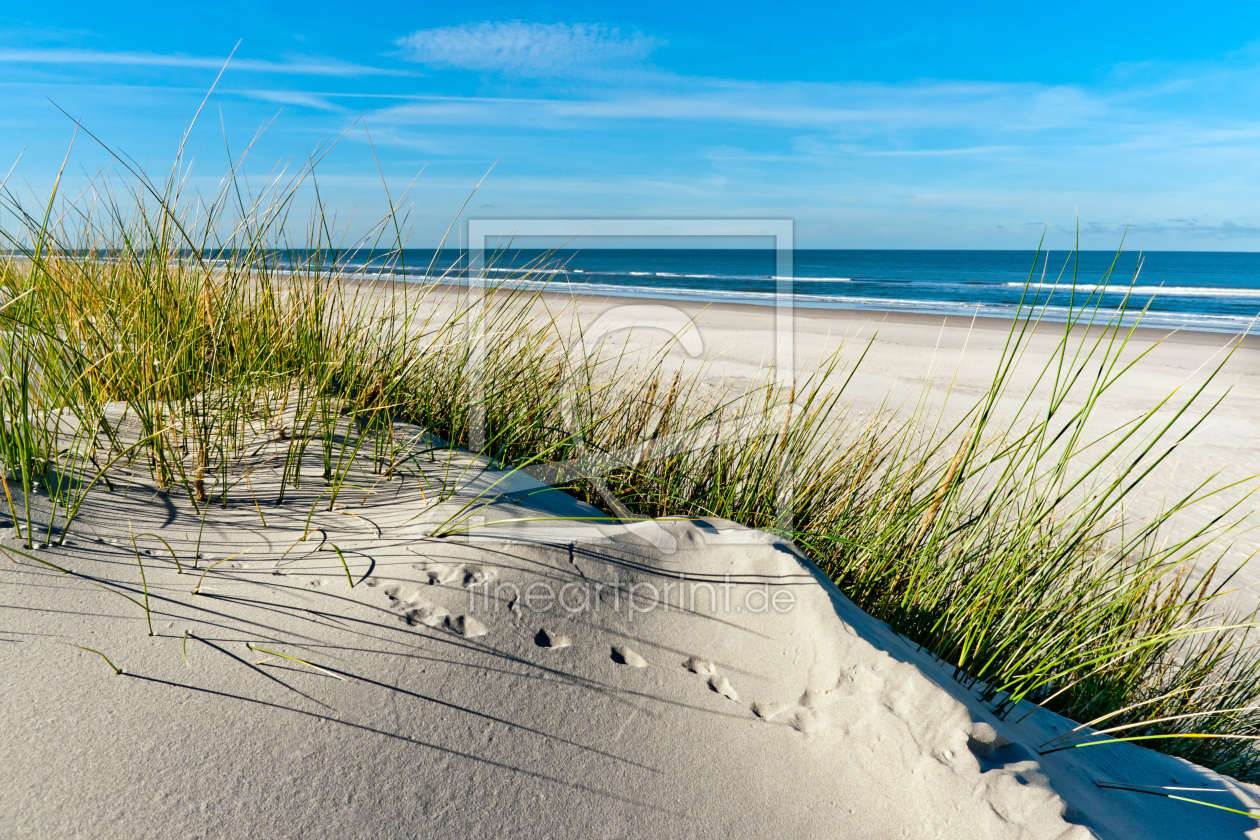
left=0, top=48, right=406, bottom=77
left=864, top=144, right=1020, bottom=157
left=361, top=79, right=1112, bottom=139
left=238, top=90, right=345, bottom=112
left=355, top=69, right=1260, bottom=174
left=1082, top=220, right=1260, bottom=239
left=396, top=21, right=658, bottom=76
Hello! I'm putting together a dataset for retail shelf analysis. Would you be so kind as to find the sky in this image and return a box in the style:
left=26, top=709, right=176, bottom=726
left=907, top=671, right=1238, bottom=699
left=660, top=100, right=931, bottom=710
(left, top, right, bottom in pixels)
left=3, top=2, right=1260, bottom=250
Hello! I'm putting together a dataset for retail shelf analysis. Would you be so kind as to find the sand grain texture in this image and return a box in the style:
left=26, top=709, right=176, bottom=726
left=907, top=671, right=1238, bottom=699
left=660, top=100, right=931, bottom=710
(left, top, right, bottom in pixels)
left=1, top=430, right=1257, bottom=839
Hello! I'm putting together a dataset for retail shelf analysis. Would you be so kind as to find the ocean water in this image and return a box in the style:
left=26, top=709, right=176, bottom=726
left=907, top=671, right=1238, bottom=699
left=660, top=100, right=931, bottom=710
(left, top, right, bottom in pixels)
left=339, top=249, right=1260, bottom=336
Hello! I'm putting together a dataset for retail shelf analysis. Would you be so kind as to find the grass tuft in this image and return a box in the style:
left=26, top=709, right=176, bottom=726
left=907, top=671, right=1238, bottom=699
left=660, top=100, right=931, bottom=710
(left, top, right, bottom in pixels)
left=63, top=643, right=124, bottom=675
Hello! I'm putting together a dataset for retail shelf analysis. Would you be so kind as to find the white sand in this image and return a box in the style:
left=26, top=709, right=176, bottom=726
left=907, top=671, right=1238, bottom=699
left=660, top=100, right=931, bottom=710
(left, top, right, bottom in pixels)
left=530, top=293, right=1260, bottom=611
left=3, top=397, right=1259, bottom=838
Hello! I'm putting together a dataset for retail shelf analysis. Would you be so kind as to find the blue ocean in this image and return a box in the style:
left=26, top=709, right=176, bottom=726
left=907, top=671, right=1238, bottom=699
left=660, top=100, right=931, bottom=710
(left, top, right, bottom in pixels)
left=342, top=249, right=1260, bottom=335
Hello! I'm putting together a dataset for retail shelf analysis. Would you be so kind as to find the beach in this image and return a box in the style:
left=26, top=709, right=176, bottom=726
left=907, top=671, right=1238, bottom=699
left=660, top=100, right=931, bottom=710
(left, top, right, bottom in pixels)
left=507, top=289, right=1260, bottom=607
left=4, top=264, right=1260, bottom=839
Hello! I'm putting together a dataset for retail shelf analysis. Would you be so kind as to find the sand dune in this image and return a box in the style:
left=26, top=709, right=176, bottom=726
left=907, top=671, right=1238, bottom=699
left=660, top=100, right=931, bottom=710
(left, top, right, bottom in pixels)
left=2, top=418, right=1258, bottom=839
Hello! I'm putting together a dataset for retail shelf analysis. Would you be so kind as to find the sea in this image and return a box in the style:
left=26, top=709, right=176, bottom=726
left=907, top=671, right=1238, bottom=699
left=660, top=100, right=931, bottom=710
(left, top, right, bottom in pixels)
left=328, top=249, right=1260, bottom=336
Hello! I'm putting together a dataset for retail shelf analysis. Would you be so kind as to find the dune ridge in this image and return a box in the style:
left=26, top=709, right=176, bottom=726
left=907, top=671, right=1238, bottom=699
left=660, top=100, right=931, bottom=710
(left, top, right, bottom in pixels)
left=2, top=416, right=1257, bottom=839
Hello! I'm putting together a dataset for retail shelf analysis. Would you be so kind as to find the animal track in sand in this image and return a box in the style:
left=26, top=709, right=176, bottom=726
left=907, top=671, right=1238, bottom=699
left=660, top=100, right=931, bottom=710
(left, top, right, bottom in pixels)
left=410, top=561, right=498, bottom=588
left=708, top=675, right=739, bottom=701
left=684, top=656, right=716, bottom=676
left=414, top=562, right=464, bottom=586
left=402, top=605, right=448, bottom=628
left=682, top=657, right=738, bottom=700
left=751, top=701, right=793, bottom=720
left=378, top=583, right=450, bottom=628
left=751, top=685, right=845, bottom=733
left=462, top=565, right=497, bottom=587
left=535, top=628, right=571, bottom=649
left=611, top=645, right=648, bottom=668
left=445, top=615, right=488, bottom=638
left=382, top=583, right=422, bottom=605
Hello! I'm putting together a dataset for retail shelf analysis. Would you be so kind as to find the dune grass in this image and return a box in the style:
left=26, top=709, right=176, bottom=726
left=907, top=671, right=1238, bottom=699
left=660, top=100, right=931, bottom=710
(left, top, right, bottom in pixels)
left=2, top=141, right=1260, bottom=784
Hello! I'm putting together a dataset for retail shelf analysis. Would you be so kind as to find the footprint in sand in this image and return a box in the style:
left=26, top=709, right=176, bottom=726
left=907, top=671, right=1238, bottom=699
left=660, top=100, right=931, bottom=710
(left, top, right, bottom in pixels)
left=684, top=656, right=716, bottom=676
left=402, top=605, right=448, bottom=628
left=751, top=701, right=793, bottom=720
left=445, top=615, right=488, bottom=638
left=414, top=562, right=464, bottom=586
left=379, top=584, right=448, bottom=628
left=789, top=708, right=821, bottom=733
left=750, top=698, right=821, bottom=732
left=683, top=657, right=738, bottom=701
left=708, top=675, right=739, bottom=702
left=535, top=628, right=571, bottom=649
left=611, top=645, right=648, bottom=668
left=382, top=583, right=422, bottom=605
left=462, top=565, right=497, bottom=588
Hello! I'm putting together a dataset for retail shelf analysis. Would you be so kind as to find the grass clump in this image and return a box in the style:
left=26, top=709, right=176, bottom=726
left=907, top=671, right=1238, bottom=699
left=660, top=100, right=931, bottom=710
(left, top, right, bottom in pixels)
left=1, top=135, right=1259, bottom=783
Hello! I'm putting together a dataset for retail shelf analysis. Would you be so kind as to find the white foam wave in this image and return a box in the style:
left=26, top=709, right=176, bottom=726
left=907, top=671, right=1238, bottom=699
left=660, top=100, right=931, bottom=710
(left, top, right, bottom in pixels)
left=403, top=274, right=1256, bottom=335
left=1009, top=282, right=1260, bottom=298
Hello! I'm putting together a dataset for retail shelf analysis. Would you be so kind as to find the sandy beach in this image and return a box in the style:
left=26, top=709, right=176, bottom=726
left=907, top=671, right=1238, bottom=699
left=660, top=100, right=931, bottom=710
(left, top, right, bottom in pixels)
left=523, top=291, right=1260, bottom=609
left=3, top=286, right=1260, bottom=838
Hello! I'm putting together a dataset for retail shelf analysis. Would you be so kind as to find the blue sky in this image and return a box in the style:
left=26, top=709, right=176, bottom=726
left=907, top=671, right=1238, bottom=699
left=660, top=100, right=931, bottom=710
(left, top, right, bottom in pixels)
left=3, top=2, right=1260, bottom=249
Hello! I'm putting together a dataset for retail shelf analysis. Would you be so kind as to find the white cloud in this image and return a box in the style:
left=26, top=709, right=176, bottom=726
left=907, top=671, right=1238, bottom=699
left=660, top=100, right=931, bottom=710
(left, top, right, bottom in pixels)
left=0, top=48, right=404, bottom=77
left=238, top=90, right=344, bottom=111
left=396, top=21, right=658, bottom=76
left=364, top=79, right=1110, bottom=135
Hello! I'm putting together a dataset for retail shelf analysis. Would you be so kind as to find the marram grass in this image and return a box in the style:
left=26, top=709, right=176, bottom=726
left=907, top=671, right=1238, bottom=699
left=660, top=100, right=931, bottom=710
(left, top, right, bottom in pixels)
left=2, top=144, right=1260, bottom=784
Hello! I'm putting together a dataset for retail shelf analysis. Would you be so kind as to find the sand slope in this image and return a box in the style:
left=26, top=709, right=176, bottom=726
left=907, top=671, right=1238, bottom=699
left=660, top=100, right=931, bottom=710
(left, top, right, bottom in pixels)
left=1, top=433, right=1257, bottom=839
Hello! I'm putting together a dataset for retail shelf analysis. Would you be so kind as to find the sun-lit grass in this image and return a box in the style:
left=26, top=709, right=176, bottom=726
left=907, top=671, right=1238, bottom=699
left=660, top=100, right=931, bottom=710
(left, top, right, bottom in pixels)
left=2, top=134, right=1260, bottom=783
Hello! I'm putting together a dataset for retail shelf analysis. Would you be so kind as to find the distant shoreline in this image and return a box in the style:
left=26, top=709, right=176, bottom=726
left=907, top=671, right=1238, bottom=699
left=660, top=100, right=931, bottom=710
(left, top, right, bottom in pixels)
left=527, top=285, right=1260, bottom=348
left=352, top=272, right=1260, bottom=348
